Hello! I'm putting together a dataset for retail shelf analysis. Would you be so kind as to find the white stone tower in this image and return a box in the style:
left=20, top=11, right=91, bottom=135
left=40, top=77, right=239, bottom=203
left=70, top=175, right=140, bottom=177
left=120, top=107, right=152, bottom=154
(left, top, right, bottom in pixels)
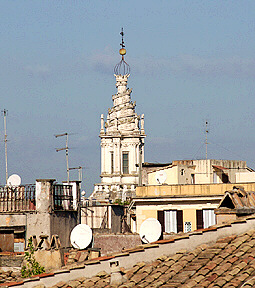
left=92, top=29, right=146, bottom=201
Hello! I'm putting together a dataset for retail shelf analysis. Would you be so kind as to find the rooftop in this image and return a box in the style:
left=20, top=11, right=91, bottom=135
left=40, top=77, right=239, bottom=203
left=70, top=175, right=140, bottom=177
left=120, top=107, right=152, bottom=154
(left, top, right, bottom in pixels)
left=4, top=216, right=255, bottom=287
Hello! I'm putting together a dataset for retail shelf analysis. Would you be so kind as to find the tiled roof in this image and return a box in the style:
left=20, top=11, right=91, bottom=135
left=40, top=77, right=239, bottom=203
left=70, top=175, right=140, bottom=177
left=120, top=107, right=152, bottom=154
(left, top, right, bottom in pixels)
left=43, top=229, right=255, bottom=288
left=218, top=186, right=255, bottom=212
left=4, top=217, right=255, bottom=287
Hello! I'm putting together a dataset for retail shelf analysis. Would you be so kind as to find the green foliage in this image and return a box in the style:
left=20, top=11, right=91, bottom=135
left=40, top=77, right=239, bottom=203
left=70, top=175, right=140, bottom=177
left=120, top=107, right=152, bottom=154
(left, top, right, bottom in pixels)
left=21, top=238, right=45, bottom=278
left=113, top=199, right=130, bottom=206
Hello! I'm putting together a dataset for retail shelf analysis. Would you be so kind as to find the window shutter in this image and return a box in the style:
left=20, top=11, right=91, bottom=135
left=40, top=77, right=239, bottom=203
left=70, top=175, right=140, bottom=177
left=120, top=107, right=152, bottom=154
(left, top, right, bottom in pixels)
left=196, top=210, right=203, bottom=230
left=177, top=210, right=183, bottom=233
left=157, top=210, right=165, bottom=232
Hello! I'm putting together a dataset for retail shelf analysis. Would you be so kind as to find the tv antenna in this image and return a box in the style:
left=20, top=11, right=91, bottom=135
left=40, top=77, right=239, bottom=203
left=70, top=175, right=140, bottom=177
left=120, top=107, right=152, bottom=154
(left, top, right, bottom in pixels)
left=205, top=120, right=209, bottom=160
left=2, top=109, right=8, bottom=184
left=69, top=166, right=83, bottom=182
left=55, top=133, right=70, bottom=183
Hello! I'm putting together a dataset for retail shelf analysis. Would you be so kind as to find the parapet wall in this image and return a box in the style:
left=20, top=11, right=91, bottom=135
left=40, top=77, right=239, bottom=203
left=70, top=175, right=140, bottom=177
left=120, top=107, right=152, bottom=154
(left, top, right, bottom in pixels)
left=136, top=182, right=255, bottom=197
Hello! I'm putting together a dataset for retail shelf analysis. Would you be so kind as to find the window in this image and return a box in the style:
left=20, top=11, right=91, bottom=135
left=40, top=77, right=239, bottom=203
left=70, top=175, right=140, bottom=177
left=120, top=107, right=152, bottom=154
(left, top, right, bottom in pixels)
left=213, top=172, right=217, bottom=183
left=196, top=210, right=203, bottom=230
left=110, top=152, right=114, bottom=174
left=196, top=209, right=216, bottom=229
left=165, top=210, right=177, bottom=233
left=122, top=152, right=129, bottom=174
left=158, top=210, right=183, bottom=233
left=191, top=174, right=195, bottom=184
left=180, top=169, right=184, bottom=175
left=203, top=209, right=216, bottom=228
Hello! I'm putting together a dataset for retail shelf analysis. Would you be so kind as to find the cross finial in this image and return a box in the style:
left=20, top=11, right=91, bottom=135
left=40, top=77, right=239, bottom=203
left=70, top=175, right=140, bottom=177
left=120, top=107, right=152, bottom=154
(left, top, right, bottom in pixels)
left=120, top=27, right=125, bottom=49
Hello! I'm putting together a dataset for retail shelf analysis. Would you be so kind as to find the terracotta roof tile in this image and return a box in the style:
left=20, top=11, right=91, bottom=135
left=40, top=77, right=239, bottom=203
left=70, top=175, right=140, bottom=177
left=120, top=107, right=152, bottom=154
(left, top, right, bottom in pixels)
left=212, top=256, right=224, bottom=265
left=214, top=278, right=227, bottom=286
left=9, top=225, right=255, bottom=288
left=194, top=267, right=209, bottom=276
left=130, top=273, right=146, bottom=283
left=217, top=235, right=237, bottom=243
left=204, top=261, right=217, bottom=270
left=211, top=242, right=229, bottom=249
left=183, top=279, right=198, bottom=287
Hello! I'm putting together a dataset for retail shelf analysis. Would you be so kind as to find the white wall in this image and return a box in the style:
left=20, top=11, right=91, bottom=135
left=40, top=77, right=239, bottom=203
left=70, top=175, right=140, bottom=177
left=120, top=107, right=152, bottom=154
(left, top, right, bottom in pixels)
left=236, top=172, right=255, bottom=183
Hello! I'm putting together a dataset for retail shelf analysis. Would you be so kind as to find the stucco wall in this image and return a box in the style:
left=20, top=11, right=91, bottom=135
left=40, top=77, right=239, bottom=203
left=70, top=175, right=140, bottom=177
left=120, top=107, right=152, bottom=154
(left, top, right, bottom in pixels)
left=50, top=211, right=78, bottom=248
left=148, top=166, right=178, bottom=185
left=135, top=201, right=219, bottom=233
left=93, top=234, right=141, bottom=256
left=82, top=206, right=109, bottom=229
left=183, top=209, right=197, bottom=231
left=147, top=160, right=248, bottom=185
left=26, top=212, right=51, bottom=241
left=236, top=172, right=255, bottom=183
left=216, top=213, right=237, bottom=225
left=0, top=213, right=26, bottom=227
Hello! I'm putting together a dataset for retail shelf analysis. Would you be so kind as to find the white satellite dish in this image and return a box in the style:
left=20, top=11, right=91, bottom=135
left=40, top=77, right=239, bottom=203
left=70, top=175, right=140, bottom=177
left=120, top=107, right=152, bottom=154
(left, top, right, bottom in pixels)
left=7, top=174, right=21, bottom=186
left=70, top=224, right=92, bottom=249
left=139, top=218, right=162, bottom=244
left=155, top=170, right=167, bottom=184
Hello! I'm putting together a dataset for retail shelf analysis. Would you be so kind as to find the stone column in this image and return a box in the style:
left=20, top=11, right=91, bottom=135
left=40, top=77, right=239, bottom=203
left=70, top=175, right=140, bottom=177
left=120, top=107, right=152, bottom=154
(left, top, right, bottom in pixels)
left=26, top=179, right=55, bottom=241
left=35, top=179, right=55, bottom=213
left=100, top=114, right=105, bottom=134
left=141, top=114, right=145, bottom=134
left=101, top=142, right=105, bottom=174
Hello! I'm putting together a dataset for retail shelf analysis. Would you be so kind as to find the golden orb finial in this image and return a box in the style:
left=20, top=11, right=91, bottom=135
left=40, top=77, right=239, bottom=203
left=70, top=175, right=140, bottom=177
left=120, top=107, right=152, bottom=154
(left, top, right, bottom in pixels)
left=119, top=48, right=126, bottom=56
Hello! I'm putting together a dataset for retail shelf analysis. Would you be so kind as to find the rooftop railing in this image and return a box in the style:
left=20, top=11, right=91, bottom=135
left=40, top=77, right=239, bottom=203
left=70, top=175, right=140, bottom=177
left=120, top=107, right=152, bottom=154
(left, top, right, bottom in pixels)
left=0, top=185, right=36, bottom=212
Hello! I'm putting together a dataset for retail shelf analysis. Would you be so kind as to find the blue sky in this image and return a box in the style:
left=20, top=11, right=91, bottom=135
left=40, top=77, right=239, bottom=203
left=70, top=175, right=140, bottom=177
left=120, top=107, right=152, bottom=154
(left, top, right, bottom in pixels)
left=0, top=1, right=255, bottom=194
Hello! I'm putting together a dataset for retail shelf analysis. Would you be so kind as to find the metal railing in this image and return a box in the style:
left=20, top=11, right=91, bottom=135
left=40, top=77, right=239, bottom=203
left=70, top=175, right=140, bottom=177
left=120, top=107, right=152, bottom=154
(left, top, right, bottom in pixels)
left=53, top=184, right=73, bottom=210
left=0, top=185, right=36, bottom=212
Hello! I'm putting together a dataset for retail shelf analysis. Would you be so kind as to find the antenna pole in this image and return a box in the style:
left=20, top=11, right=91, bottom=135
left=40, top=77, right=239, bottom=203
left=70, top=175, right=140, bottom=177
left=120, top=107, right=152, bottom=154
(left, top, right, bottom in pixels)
left=78, top=166, right=82, bottom=182
left=69, top=166, right=83, bottom=182
left=66, top=134, right=69, bottom=183
left=205, top=121, right=209, bottom=160
left=55, top=133, right=70, bottom=183
left=2, top=109, right=8, bottom=184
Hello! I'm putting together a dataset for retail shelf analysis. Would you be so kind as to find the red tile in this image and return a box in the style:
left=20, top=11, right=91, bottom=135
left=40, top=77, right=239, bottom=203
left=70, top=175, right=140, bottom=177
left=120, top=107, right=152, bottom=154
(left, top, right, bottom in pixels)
left=206, top=273, right=218, bottom=282
left=92, top=255, right=115, bottom=261
left=228, top=256, right=238, bottom=264
left=2, top=281, right=24, bottom=287
left=38, top=272, right=55, bottom=278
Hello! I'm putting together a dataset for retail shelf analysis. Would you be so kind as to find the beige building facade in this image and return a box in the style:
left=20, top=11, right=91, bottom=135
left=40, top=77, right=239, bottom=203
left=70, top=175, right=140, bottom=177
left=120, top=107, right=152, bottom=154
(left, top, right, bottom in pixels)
left=148, top=159, right=253, bottom=185
left=132, top=182, right=255, bottom=235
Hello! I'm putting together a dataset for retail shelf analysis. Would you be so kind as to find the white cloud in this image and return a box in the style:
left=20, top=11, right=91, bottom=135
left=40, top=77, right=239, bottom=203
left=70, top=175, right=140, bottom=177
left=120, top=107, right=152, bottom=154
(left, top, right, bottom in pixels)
left=88, top=46, right=117, bottom=75
left=88, top=48, right=255, bottom=79
left=24, top=64, right=51, bottom=77
left=169, top=55, right=255, bottom=79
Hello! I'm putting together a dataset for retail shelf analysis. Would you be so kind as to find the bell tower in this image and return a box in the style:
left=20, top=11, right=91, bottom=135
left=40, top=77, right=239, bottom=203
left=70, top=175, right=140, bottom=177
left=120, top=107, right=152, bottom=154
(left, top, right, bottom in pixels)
left=92, top=29, right=146, bottom=201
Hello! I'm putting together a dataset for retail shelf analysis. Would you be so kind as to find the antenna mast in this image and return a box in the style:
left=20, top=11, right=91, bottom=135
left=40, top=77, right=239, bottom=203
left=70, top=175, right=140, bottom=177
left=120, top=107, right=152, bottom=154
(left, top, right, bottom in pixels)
left=205, top=120, right=209, bottom=160
left=55, top=133, right=70, bottom=183
left=69, top=166, right=83, bottom=182
left=2, top=109, right=8, bottom=184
